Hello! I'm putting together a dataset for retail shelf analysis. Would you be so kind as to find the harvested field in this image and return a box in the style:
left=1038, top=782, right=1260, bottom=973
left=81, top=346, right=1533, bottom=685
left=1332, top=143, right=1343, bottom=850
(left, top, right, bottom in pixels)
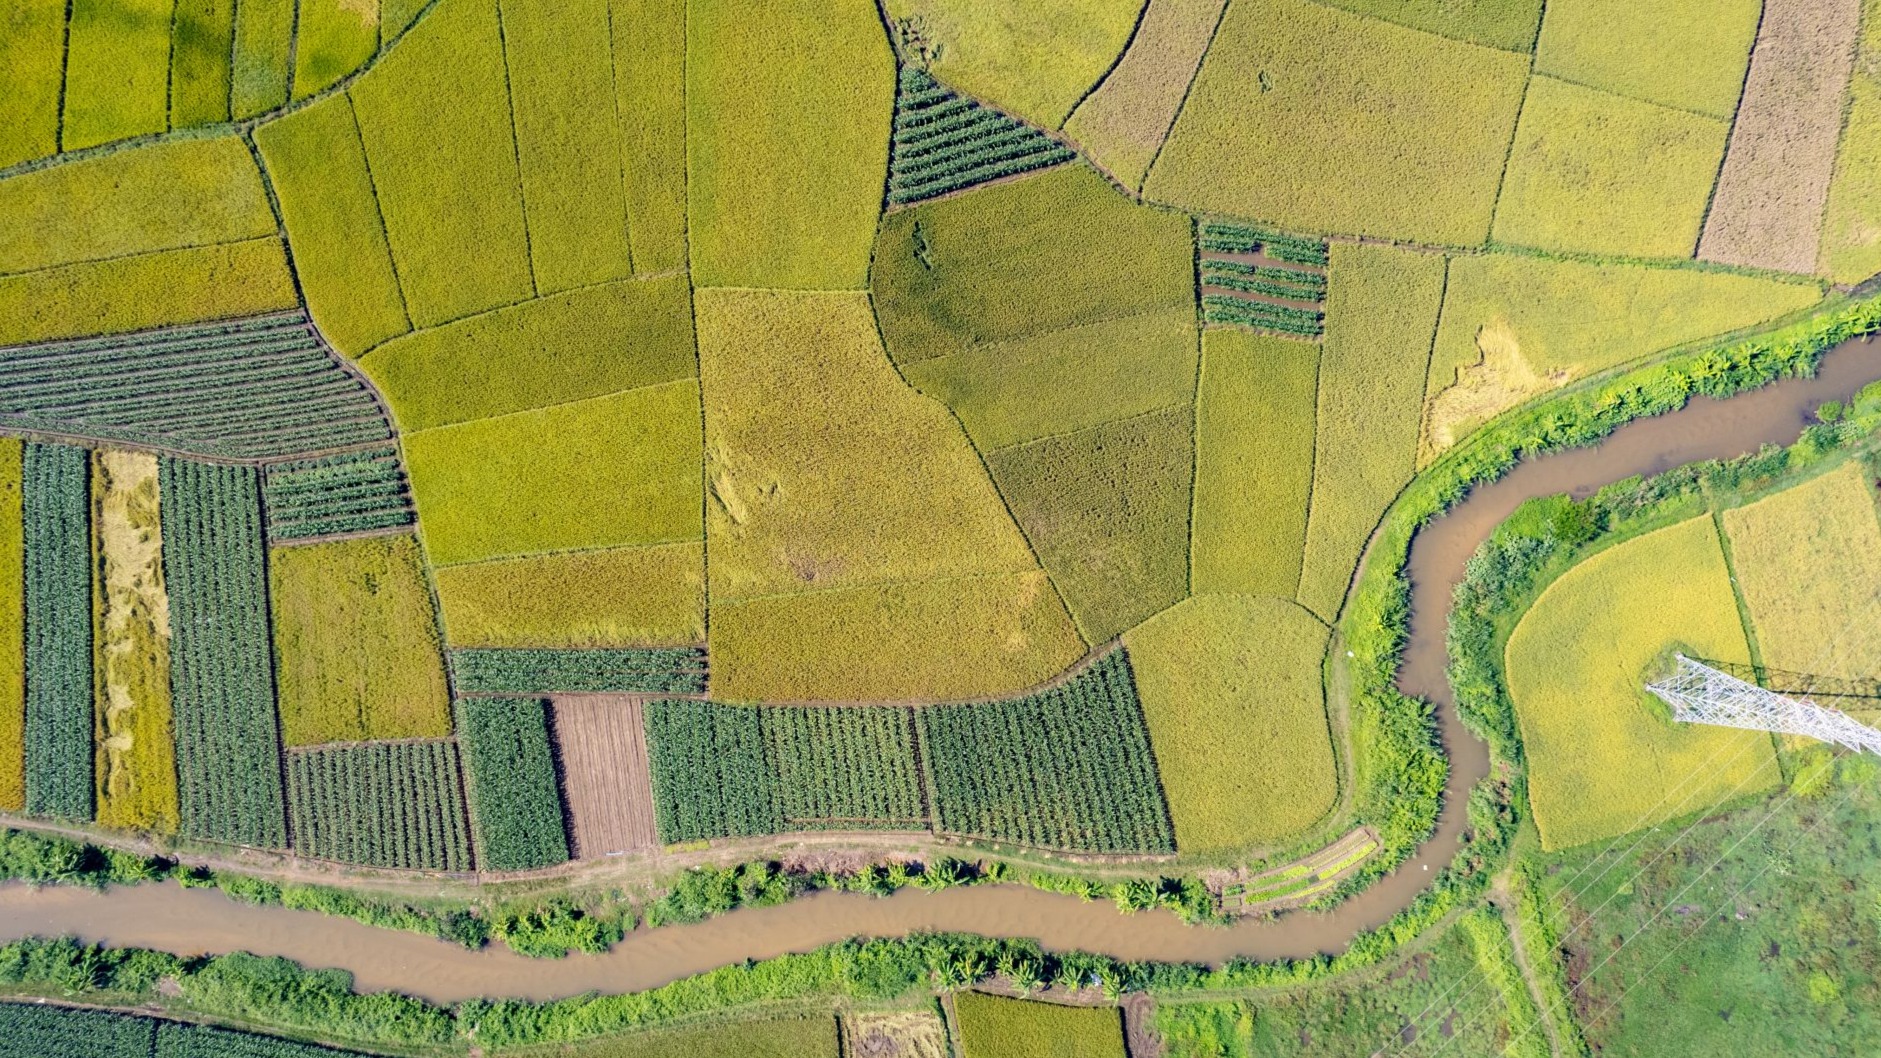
left=550, top=696, right=661, bottom=857
left=1062, top=0, right=1231, bottom=190
left=1698, top=0, right=1863, bottom=274
left=842, top=1009, right=948, bottom=1058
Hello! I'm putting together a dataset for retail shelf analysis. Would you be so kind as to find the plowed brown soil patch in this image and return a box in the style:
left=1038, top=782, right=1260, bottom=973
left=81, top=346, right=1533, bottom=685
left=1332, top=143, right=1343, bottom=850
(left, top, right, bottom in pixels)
left=550, top=696, right=659, bottom=857
left=1698, top=0, right=1861, bottom=272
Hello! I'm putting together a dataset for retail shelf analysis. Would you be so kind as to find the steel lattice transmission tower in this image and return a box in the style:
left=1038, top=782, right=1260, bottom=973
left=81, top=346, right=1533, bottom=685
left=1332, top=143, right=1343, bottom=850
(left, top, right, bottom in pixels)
left=1647, top=654, right=1881, bottom=755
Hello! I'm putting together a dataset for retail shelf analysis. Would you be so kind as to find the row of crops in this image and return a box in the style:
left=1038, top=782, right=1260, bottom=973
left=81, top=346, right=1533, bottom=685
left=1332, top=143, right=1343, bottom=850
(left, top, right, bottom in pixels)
left=887, top=66, right=1075, bottom=205
left=19, top=442, right=92, bottom=820
left=286, top=740, right=472, bottom=872
left=161, top=457, right=290, bottom=847
left=0, top=311, right=396, bottom=460
left=0, top=1001, right=367, bottom=1057
left=641, top=649, right=1176, bottom=854
left=262, top=445, right=414, bottom=541
left=1197, top=219, right=1329, bottom=339
left=456, top=697, right=570, bottom=871
left=449, top=647, right=707, bottom=695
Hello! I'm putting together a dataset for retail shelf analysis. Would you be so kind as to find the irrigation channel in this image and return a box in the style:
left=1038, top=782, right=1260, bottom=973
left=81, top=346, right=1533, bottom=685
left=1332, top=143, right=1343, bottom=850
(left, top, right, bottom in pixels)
left=4, top=337, right=1881, bottom=1004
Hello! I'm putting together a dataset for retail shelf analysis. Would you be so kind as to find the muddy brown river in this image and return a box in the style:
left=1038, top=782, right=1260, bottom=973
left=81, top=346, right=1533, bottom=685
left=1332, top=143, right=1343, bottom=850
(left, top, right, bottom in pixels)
left=4, top=338, right=1880, bottom=1004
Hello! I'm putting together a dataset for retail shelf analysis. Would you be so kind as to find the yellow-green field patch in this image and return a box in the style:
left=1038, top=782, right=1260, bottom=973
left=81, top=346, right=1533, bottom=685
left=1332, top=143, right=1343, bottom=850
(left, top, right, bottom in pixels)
left=1723, top=463, right=1881, bottom=679
left=1297, top=243, right=1443, bottom=621
left=170, top=0, right=236, bottom=127
left=899, top=307, right=1199, bottom=451
left=0, top=0, right=67, bottom=167
left=271, top=534, right=452, bottom=746
left=954, top=993, right=1127, bottom=1058
left=0, top=136, right=275, bottom=276
left=350, top=0, right=532, bottom=325
left=697, top=288, right=1038, bottom=601
left=292, top=0, right=378, bottom=98
left=986, top=407, right=1193, bottom=643
left=361, top=277, right=695, bottom=430
left=230, top=0, right=292, bottom=117
left=60, top=0, right=172, bottom=150
left=873, top=165, right=1194, bottom=365
left=405, top=380, right=703, bottom=566
left=255, top=93, right=412, bottom=357
left=710, top=571, right=1084, bottom=703
left=1145, top=0, right=1528, bottom=245
left=612, top=0, right=687, bottom=275
left=1192, top=329, right=1318, bottom=597
left=502, top=0, right=633, bottom=293
left=1506, top=516, right=1774, bottom=852
left=883, top=0, right=1146, bottom=129
left=0, top=239, right=297, bottom=346
left=1820, top=0, right=1881, bottom=284
left=1492, top=76, right=1729, bottom=258
left=1423, top=254, right=1822, bottom=457
left=686, top=0, right=892, bottom=289
left=1311, top=0, right=1544, bottom=51
left=1125, top=595, right=1336, bottom=853
left=0, top=440, right=22, bottom=810
left=1063, top=0, right=1231, bottom=190
left=1533, top=0, right=1759, bottom=119
left=435, top=542, right=704, bottom=648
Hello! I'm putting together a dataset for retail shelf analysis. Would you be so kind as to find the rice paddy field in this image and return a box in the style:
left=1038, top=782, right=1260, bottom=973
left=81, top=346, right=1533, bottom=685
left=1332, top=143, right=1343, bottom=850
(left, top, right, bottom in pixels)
left=6, top=0, right=1881, bottom=1053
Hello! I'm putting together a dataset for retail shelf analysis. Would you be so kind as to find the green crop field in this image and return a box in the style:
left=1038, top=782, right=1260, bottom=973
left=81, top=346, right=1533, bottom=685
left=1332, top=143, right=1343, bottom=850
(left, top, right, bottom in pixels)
left=954, top=993, right=1126, bottom=1058
left=1506, top=516, right=1776, bottom=851
left=0, top=440, right=20, bottom=811
left=1192, top=330, right=1318, bottom=596
left=434, top=542, right=704, bottom=648
left=1492, top=76, right=1730, bottom=258
left=985, top=407, right=1194, bottom=643
left=287, top=739, right=472, bottom=870
left=1125, top=596, right=1336, bottom=852
left=1146, top=0, right=1528, bottom=245
left=1296, top=242, right=1443, bottom=621
left=872, top=165, right=1194, bottom=365
left=456, top=696, right=571, bottom=870
left=21, top=442, right=91, bottom=822
left=1722, top=463, right=1881, bottom=679
left=270, top=534, right=451, bottom=746
left=1532, top=0, right=1760, bottom=119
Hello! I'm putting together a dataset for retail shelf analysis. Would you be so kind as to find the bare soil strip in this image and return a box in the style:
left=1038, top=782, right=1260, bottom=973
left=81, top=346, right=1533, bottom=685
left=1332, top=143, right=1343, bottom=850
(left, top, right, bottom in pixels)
left=1698, top=0, right=1862, bottom=272
left=549, top=696, right=660, bottom=857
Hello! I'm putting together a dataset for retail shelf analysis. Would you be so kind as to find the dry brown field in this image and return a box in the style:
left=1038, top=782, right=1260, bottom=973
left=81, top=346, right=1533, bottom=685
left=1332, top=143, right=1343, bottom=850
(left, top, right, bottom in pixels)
left=550, top=695, right=660, bottom=857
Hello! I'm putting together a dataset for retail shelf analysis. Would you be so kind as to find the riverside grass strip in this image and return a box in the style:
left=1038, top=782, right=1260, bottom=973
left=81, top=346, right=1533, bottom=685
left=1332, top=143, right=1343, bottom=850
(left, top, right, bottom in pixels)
left=919, top=649, right=1175, bottom=855
left=262, top=447, right=414, bottom=541
left=286, top=740, right=472, bottom=871
left=887, top=66, right=1075, bottom=205
left=0, top=311, right=395, bottom=460
left=455, top=696, right=570, bottom=871
left=21, top=442, right=93, bottom=822
left=450, top=647, right=707, bottom=695
left=160, top=458, right=286, bottom=848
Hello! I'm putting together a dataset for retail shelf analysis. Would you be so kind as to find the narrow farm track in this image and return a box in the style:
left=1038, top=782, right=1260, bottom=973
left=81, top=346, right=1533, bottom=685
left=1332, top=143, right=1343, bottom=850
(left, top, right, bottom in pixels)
left=5, top=339, right=1881, bottom=1003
